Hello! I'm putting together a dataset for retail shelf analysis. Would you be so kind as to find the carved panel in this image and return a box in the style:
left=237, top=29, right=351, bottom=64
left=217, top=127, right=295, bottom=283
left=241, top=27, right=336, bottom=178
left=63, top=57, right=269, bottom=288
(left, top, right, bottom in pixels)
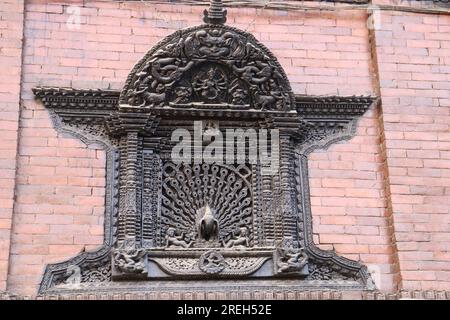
left=160, top=162, right=253, bottom=248
left=121, top=24, right=294, bottom=111
left=142, top=151, right=161, bottom=248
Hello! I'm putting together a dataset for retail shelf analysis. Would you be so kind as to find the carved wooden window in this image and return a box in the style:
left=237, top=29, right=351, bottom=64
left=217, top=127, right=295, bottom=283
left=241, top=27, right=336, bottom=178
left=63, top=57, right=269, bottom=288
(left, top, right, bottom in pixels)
left=34, top=0, right=376, bottom=295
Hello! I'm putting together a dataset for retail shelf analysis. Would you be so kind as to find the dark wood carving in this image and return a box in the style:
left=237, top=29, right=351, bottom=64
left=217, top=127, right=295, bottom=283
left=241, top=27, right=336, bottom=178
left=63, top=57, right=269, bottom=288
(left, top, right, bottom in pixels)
left=33, top=0, right=377, bottom=294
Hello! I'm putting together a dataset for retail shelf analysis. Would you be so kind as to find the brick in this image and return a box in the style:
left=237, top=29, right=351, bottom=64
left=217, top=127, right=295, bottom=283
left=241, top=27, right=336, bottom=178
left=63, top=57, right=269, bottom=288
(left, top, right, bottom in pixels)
left=48, top=245, right=84, bottom=255
left=52, top=205, right=93, bottom=215
left=34, top=215, right=74, bottom=225
left=73, top=235, right=103, bottom=245
left=33, top=234, right=73, bottom=245
left=14, top=224, right=49, bottom=235
left=28, top=175, right=68, bottom=186
left=321, top=178, right=354, bottom=188
left=319, top=234, right=356, bottom=244
left=72, top=196, right=104, bottom=206
left=49, top=225, right=90, bottom=235
left=334, top=244, right=369, bottom=254
left=321, top=216, right=356, bottom=225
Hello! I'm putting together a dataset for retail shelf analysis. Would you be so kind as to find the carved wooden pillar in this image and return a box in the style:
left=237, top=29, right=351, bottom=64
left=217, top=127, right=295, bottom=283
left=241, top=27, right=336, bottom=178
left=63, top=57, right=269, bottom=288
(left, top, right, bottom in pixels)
left=142, top=149, right=161, bottom=248
left=112, top=130, right=148, bottom=279
left=261, top=162, right=276, bottom=245
left=112, top=105, right=157, bottom=247
left=122, top=131, right=140, bottom=241
left=279, top=133, right=299, bottom=243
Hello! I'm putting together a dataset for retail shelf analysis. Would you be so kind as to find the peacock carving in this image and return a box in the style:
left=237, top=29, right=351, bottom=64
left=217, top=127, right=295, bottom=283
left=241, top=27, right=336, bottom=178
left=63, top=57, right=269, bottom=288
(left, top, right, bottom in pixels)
left=160, top=162, right=253, bottom=248
left=198, top=203, right=219, bottom=241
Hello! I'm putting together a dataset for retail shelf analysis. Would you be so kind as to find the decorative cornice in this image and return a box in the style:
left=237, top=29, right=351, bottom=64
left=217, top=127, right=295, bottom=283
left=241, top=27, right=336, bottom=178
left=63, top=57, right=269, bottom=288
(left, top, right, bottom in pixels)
left=315, top=0, right=368, bottom=3
left=32, top=88, right=377, bottom=121
left=296, top=95, right=376, bottom=120
left=32, top=87, right=120, bottom=111
left=2, top=289, right=450, bottom=300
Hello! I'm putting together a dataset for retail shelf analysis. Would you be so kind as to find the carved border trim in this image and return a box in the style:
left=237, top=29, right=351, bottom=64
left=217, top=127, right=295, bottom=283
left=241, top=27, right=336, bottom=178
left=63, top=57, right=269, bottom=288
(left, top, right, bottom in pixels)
left=36, top=107, right=120, bottom=295
left=295, top=97, right=378, bottom=289
left=32, top=87, right=119, bottom=111
left=31, top=88, right=377, bottom=120
left=3, top=289, right=450, bottom=300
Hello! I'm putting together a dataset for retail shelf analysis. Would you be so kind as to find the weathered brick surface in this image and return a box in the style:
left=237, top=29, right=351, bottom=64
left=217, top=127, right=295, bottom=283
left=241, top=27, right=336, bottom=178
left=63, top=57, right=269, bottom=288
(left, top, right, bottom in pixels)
left=374, top=11, right=450, bottom=291
left=0, top=0, right=24, bottom=291
left=1, top=0, right=448, bottom=296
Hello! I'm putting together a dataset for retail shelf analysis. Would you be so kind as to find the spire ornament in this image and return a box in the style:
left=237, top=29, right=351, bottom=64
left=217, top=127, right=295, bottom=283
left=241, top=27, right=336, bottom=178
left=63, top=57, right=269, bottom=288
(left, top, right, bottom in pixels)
left=203, top=0, right=227, bottom=25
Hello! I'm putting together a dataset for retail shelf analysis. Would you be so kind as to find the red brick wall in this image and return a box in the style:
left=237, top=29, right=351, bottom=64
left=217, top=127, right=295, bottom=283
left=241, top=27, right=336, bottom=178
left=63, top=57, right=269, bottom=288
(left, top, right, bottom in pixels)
left=374, top=11, right=450, bottom=291
left=309, top=107, right=399, bottom=292
left=0, top=0, right=448, bottom=296
left=0, top=0, right=25, bottom=291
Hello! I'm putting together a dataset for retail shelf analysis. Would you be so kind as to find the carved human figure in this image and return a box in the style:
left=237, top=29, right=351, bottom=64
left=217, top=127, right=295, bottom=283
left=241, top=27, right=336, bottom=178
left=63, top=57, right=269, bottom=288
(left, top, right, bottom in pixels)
left=223, top=226, right=250, bottom=248
left=249, top=80, right=287, bottom=110
left=113, top=236, right=146, bottom=274
left=193, top=67, right=227, bottom=101
left=268, top=79, right=287, bottom=110
left=276, top=245, right=308, bottom=273
left=165, top=227, right=193, bottom=248
left=203, top=253, right=223, bottom=268
left=198, top=250, right=227, bottom=274
left=230, top=87, right=248, bottom=105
